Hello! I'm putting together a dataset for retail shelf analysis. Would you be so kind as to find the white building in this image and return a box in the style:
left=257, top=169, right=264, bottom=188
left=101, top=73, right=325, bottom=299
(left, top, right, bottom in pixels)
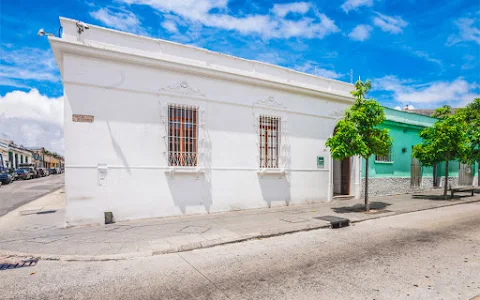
left=0, top=139, right=33, bottom=170
left=50, top=18, right=361, bottom=226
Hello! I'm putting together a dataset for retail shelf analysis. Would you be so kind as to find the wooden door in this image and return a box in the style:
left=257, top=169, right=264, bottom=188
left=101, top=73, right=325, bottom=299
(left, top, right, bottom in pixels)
left=411, top=157, right=422, bottom=187
left=341, top=158, right=350, bottom=195
left=458, top=163, right=474, bottom=186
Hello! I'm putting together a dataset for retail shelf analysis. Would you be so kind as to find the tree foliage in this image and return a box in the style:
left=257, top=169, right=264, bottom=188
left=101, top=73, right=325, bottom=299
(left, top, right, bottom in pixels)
left=456, top=98, right=480, bottom=165
left=413, top=105, right=469, bottom=196
left=326, top=79, right=392, bottom=210
left=413, top=106, right=469, bottom=166
left=326, top=80, right=392, bottom=161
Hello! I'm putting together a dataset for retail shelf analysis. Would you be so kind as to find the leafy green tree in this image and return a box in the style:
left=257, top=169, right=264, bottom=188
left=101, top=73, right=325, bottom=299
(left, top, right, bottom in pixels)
left=413, top=105, right=469, bottom=197
left=326, top=79, right=392, bottom=211
left=457, top=98, right=480, bottom=185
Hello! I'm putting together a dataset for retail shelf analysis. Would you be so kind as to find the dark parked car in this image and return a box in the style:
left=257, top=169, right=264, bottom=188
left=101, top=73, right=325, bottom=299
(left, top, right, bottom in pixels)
left=38, top=168, right=48, bottom=177
left=0, top=171, right=13, bottom=184
left=19, top=164, right=39, bottom=178
left=49, top=168, right=58, bottom=175
left=15, top=168, right=33, bottom=180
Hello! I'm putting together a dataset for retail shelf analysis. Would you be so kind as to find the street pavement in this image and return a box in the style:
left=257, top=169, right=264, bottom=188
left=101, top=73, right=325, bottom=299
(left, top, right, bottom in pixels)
left=0, top=174, right=64, bottom=217
left=1, top=202, right=479, bottom=300
left=0, top=186, right=479, bottom=260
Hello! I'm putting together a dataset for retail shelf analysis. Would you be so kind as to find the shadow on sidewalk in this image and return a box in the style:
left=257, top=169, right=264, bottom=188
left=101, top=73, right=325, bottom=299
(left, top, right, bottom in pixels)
left=331, top=201, right=391, bottom=214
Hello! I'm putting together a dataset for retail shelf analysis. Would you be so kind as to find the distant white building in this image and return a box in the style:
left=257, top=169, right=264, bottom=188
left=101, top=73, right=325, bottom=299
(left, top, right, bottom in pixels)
left=50, top=18, right=361, bottom=226
left=0, top=139, right=33, bottom=169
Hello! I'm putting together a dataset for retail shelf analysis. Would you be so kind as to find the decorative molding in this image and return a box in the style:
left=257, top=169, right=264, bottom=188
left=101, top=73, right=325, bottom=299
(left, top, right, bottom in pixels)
left=165, top=167, right=204, bottom=180
left=52, top=38, right=354, bottom=104
left=257, top=168, right=286, bottom=179
left=254, top=96, right=286, bottom=109
left=160, top=81, right=205, bottom=97
left=328, top=110, right=345, bottom=118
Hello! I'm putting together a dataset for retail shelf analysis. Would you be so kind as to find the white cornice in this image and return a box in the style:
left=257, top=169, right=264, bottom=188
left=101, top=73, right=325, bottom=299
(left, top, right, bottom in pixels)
left=49, top=37, right=354, bottom=104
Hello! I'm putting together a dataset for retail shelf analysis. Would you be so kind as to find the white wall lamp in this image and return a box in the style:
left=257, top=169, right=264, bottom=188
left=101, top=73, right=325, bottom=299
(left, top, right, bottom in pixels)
left=37, top=28, right=54, bottom=37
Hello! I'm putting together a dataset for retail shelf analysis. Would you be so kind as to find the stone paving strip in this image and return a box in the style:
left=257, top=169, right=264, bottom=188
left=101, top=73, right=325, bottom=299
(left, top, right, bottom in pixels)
left=0, top=188, right=479, bottom=261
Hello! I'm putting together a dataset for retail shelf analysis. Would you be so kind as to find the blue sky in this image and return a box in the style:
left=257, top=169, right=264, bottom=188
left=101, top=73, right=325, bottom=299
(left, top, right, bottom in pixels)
left=0, top=0, right=479, bottom=153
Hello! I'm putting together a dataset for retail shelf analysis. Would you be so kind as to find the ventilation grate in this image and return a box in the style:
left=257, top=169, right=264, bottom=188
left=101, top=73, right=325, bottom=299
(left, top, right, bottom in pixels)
left=314, top=216, right=350, bottom=229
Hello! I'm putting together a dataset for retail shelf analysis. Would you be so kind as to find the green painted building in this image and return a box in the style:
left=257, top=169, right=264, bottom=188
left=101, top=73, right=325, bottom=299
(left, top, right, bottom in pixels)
left=361, top=107, right=478, bottom=196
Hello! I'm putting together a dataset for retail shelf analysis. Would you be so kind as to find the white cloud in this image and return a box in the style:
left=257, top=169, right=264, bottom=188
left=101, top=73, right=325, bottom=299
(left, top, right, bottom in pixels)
left=373, top=12, right=408, bottom=34
left=0, top=78, right=30, bottom=89
left=295, top=62, right=343, bottom=79
left=401, top=46, right=443, bottom=67
left=348, top=24, right=373, bottom=41
left=161, top=20, right=178, bottom=33
left=256, top=52, right=287, bottom=65
left=446, top=18, right=480, bottom=46
left=272, top=2, right=310, bottom=17
left=394, top=104, right=416, bottom=110
left=0, top=89, right=64, bottom=154
left=461, top=54, right=478, bottom=70
left=90, top=8, right=145, bottom=34
left=410, top=50, right=442, bottom=66
left=374, top=76, right=480, bottom=107
left=341, top=0, right=373, bottom=13
left=120, top=0, right=340, bottom=39
left=314, top=68, right=344, bottom=79
left=0, top=46, right=59, bottom=88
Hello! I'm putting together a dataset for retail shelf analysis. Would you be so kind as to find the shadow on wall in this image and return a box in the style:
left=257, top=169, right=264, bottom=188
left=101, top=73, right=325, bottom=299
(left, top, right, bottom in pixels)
left=166, top=174, right=213, bottom=214
left=107, top=121, right=131, bottom=175
left=166, top=111, right=213, bottom=214
left=259, top=175, right=291, bottom=208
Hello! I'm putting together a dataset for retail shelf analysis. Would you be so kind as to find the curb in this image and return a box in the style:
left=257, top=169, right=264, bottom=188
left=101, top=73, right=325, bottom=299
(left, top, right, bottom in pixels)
left=0, top=249, right=153, bottom=262
left=151, top=222, right=331, bottom=256
left=350, top=198, right=480, bottom=225
left=1, top=198, right=479, bottom=262
left=0, top=223, right=331, bottom=262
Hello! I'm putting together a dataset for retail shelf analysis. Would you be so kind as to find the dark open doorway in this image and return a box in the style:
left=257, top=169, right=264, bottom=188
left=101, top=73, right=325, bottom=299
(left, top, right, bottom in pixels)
left=334, top=157, right=351, bottom=196
left=341, top=158, right=351, bottom=195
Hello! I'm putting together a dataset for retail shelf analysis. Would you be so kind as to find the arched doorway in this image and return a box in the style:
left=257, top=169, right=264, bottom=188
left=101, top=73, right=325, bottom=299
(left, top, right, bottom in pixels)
left=333, top=157, right=351, bottom=196
left=329, top=123, right=361, bottom=201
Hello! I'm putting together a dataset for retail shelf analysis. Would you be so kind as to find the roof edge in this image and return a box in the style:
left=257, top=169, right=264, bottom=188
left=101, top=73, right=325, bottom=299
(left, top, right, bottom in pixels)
left=57, top=17, right=354, bottom=98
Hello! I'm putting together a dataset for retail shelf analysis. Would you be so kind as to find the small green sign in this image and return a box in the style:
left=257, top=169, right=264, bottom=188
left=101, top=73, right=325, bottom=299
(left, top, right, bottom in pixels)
left=317, top=156, right=325, bottom=169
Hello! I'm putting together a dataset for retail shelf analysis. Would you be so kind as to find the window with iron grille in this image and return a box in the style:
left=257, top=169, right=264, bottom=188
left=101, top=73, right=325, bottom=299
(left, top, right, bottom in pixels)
left=259, top=115, right=280, bottom=168
left=375, top=148, right=392, bottom=162
left=168, top=104, right=198, bottom=167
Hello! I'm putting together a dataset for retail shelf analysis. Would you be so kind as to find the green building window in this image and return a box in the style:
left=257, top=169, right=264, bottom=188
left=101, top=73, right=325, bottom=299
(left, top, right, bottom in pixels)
left=375, top=148, right=392, bottom=162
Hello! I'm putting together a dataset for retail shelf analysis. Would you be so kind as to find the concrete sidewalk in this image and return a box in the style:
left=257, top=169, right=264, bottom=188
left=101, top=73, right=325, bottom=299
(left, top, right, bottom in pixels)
left=1, top=188, right=479, bottom=261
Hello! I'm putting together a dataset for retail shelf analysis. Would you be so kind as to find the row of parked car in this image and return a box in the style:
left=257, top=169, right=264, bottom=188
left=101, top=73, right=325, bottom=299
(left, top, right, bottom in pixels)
left=0, top=163, right=63, bottom=186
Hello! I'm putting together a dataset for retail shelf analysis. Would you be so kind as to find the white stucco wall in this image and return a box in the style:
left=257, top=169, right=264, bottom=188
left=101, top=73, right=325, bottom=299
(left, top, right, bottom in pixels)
left=51, top=18, right=358, bottom=225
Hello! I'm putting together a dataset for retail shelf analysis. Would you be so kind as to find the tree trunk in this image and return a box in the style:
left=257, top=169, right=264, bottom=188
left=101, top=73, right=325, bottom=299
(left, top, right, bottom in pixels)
left=365, top=157, right=370, bottom=211
left=443, top=160, right=449, bottom=198
left=478, top=161, right=479, bottom=187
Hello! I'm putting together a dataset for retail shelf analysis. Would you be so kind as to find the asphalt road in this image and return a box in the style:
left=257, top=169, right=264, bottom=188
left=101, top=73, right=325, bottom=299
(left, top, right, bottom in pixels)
left=0, top=174, right=64, bottom=217
left=1, top=201, right=479, bottom=300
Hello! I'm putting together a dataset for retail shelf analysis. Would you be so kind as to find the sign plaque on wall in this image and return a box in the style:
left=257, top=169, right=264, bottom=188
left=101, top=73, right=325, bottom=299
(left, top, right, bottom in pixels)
left=97, top=164, right=107, bottom=187
left=72, top=114, right=94, bottom=123
left=317, top=156, right=325, bottom=169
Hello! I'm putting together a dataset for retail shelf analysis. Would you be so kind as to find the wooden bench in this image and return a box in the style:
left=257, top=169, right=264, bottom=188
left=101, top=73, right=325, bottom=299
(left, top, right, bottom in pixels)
left=448, top=184, right=479, bottom=199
